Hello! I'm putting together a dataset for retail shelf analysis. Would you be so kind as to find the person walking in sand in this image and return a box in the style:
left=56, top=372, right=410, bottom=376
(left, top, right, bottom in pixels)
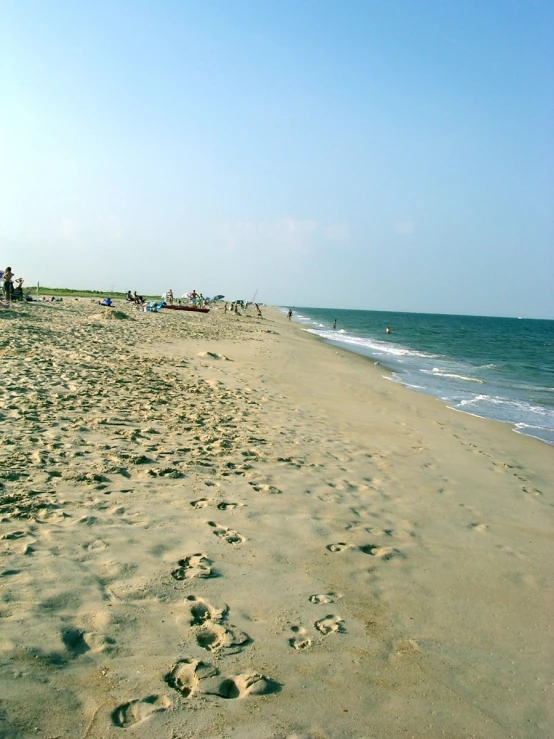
left=288, top=308, right=293, bottom=320
left=3, top=267, right=14, bottom=301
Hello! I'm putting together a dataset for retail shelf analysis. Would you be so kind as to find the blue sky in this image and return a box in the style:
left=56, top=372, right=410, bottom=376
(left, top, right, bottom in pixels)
left=1, top=0, right=552, bottom=317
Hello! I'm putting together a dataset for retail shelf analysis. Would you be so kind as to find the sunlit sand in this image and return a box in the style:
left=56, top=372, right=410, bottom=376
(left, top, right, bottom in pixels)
left=0, top=300, right=551, bottom=738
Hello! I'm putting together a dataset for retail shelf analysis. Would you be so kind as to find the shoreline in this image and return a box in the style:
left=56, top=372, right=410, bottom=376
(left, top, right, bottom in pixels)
left=1, top=299, right=552, bottom=738
left=285, top=307, right=554, bottom=447
left=281, top=306, right=548, bottom=450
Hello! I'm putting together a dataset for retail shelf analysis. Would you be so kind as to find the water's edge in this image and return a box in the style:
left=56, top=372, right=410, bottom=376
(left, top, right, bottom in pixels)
left=281, top=307, right=553, bottom=446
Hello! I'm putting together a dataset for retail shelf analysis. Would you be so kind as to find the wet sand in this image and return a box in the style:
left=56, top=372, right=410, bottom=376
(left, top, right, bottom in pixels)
left=0, top=299, right=552, bottom=738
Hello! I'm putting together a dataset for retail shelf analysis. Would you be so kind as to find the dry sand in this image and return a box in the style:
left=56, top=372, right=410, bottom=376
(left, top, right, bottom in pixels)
left=0, top=299, right=552, bottom=739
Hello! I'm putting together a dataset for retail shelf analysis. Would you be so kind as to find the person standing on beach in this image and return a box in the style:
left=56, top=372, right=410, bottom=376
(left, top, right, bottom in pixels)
left=288, top=308, right=293, bottom=320
left=3, top=267, right=14, bottom=301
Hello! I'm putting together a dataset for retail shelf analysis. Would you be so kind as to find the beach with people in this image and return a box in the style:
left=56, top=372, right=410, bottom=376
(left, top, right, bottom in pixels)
left=0, top=297, right=551, bottom=738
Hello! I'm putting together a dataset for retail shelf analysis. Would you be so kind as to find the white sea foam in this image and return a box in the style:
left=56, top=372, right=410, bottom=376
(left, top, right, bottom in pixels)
left=513, top=424, right=554, bottom=444
left=305, top=329, right=438, bottom=359
left=421, top=369, right=484, bottom=383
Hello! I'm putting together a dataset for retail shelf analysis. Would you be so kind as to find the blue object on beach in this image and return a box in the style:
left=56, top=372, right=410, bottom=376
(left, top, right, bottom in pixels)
left=144, top=301, right=164, bottom=312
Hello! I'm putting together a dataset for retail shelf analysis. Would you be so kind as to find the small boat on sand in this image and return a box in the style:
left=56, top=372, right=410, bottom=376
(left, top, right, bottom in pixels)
left=162, top=304, right=210, bottom=313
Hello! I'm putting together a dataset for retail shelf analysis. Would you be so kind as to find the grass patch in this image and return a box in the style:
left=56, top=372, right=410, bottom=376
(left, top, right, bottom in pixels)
left=29, top=287, right=159, bottom=300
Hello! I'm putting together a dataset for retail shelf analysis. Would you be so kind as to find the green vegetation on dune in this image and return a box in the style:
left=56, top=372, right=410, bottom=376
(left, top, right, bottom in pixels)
left=31, top=287, right=159, bottom=300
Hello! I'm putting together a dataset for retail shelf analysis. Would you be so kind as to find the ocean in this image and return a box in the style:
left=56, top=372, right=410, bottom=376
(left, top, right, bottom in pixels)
left=282, top=307, right=554, bottom=446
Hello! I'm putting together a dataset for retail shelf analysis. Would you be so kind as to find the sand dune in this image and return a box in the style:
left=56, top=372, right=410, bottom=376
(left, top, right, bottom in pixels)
left=0, top=299, right=552, bottom=738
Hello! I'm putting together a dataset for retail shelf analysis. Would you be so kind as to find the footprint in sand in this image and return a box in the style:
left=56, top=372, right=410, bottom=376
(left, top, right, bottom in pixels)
left=277, top=456, right=304, bottom=469
left=289, top=626, right=312, bottom=650
left=195, top=623, right=227, bottom=651
left=197, top=351, right=231, bottom=361
left=315, top=615, right=346, bottom=635
left=326, top=542, right=349, bottom=552
left=191, top=499, right=242, bottom=510
left=0, top=530, right=27, bottom=541
left=186, top=595, right=228, bottom=625
left=358, top=544, right=400, bottom=560
left=248, top=482, right=282, bottom=494
left=86, top=539, right=108, bottom=552
left=522, top=486, right=542, bottom=496
left=195, top=623, right=249, bottom=652
left=469, top=522, right=488, bottom=532
left=216, top=501, right=241, bottom=510
left=309, top=593, right=340, bottom=604
left=164, top=657, right=218, bottom=697
left=111, top=695, right=171, bottom=728
left=207, top=521, right=245, bottom=544
left=61, top=628, right=115, bottom=655
left=205, top=673, right=280, bottom=699
left=171, top=553, right=214, bottom=580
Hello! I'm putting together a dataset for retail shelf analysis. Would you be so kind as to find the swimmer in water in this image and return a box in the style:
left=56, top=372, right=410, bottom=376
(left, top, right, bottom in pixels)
left=385, top=327, right=391, bottom=334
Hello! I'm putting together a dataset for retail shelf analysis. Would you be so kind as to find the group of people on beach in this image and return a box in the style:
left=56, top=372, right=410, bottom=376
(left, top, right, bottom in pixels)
left=126, top=290, right=145, bottom=306
left=188, top=290, right=204, bottom=306
left=1, top=272, right=266, bottom=321
left=162, top=289, right=206, bottom=307
left=125, top=287, right=212, bottom=309
left=224, top=301, right=263, bottom=318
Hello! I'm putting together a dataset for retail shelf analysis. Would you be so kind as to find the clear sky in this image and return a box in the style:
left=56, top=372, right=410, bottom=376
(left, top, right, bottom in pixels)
left=1, top=1, right=553, bottom=317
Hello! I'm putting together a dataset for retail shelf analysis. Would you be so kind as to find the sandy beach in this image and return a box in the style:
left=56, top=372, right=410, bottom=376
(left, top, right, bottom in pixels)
left=0, top=299, right=552, bottom=739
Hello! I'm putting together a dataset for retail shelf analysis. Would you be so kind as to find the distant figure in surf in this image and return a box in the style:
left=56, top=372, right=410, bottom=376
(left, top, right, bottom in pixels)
left=333, top=319, right=337, bottom=330
left=385, top=326, right=391, bottom=334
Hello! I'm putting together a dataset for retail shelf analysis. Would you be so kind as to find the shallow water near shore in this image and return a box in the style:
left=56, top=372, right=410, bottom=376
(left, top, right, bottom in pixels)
left=285, top=307, right=554, bottom=444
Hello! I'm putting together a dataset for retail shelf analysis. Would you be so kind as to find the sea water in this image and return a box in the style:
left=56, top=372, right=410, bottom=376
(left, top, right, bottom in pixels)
left=282, top=307, right=554, bottom=445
